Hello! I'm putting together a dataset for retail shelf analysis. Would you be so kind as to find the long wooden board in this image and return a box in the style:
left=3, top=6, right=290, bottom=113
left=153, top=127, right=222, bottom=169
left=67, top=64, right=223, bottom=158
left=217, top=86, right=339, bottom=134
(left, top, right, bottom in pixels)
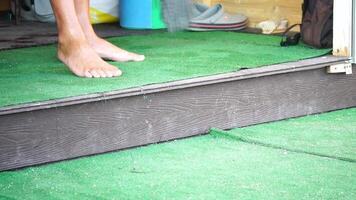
left=0, top=56, right=354, bottom=171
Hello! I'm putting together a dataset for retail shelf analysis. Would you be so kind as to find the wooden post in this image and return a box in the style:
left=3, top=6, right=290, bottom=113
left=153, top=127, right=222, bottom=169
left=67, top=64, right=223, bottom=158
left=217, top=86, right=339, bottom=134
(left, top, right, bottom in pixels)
left=352, top=0, right=356, bottom=63
left=333, top=0, right=353, bottom=57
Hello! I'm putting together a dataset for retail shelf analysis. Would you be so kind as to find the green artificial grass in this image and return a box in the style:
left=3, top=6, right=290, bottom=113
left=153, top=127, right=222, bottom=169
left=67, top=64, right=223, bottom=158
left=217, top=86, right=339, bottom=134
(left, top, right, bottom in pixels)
left=0, top=109, right=355, bottom=200
left=218, top=108, right=356, bottom=161
left=0, top=31, right=330, bottom=107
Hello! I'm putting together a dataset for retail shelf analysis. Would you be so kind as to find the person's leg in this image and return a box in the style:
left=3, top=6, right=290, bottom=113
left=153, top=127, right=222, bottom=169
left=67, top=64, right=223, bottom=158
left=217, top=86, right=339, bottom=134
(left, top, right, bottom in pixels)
left=50, top=0, right=121, bottom=78
left=73, top=0, right=145, bottom=62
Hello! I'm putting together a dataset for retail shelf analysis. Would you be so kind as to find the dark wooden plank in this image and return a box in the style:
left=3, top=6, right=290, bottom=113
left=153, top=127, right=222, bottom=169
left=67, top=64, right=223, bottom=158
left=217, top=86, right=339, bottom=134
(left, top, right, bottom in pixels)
left=0, top=65, right=355, bottom=171
left=0, top=21, right=162, bottom=50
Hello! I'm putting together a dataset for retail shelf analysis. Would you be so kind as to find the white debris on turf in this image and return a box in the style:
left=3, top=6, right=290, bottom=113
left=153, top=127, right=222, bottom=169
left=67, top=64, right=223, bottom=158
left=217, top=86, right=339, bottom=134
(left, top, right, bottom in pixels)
left=256, top=19, right=288, bottom=34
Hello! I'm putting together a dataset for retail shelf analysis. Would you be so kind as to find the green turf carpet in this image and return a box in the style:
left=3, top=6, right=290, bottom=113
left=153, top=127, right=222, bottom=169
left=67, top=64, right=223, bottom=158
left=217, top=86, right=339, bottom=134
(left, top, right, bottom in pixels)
left=0, top=32, right=330, bottom=107
left=216, top=108, right=356, bottom=161
left=0, top=109, right=355, bottom=200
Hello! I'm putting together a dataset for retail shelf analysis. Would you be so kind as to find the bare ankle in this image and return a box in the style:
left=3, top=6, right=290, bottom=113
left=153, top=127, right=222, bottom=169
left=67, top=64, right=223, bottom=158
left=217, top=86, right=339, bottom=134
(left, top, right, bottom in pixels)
left=57, top=35, right=88, bottom=56
left=85, top=35, right=102, bottom=46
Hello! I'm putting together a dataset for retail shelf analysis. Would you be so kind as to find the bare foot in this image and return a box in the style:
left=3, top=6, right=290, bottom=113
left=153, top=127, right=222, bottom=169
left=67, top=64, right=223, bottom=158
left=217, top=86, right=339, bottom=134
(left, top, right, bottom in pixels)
left=88, top=37, right=145, bottom=62
left=57, top=38, right=122, bottom=78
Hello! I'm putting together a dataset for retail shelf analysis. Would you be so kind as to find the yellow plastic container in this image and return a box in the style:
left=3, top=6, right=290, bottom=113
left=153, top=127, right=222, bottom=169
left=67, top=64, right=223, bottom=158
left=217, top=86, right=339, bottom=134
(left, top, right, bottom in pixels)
left=90, top=0, right=119, bottom=24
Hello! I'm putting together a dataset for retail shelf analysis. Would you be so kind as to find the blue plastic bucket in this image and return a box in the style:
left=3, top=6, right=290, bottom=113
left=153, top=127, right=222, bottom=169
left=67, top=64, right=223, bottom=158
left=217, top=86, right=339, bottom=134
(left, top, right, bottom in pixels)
left=119, top=0, right=165, bottom=29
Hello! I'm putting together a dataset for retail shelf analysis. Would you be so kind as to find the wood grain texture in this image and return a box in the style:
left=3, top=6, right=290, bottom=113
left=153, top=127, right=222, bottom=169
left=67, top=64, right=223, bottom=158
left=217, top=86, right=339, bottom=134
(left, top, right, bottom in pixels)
left=0, top=65, right=355, bottom=171
left=211, top=0, right=302, bottom=29
left=0, top=22, right=163, bottom=50
left=333, top=0, right=352, bottom=57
